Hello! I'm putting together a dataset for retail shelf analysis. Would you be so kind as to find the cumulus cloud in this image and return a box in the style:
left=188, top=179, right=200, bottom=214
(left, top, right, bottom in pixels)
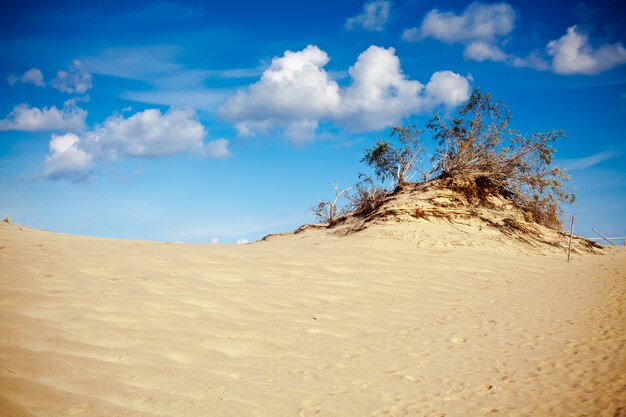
left=423, top=71, right=473, bottom=108
left=21, top=68, right=45, bottom=87
left=403, top=2, right=516, bottom=64
left=405, top=2, right=515, bottom=43
left=463, top=41, right=508, bottom=62
left=0, top=103, right=87, bottom=131
left=44, top=133, right=93, bottom=179
left=85, top=108, right=208, bottom=158
left=7, top=68, right=46, bottom=87
left=203, top=138, right=231, bottom=159
left=404, top=4, right=626, bottom=75
left=42, top=107, right=230, bottom=179
left=52, top=60, right=92, bottom=94
left=236, top=238, right=249, bottom=244
left=547, top=26, right=626, bottom=75
left=345, top=1, right=391, bottom=32
left=220, top=45, right=471, bottom=143
left=335, top=45, right=425, bottom=130
left=220, top=45, right=340, bottom=144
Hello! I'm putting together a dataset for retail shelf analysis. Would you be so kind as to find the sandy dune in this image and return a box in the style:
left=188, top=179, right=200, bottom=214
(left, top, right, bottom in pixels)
left=0, top=221, right=624, bottom=416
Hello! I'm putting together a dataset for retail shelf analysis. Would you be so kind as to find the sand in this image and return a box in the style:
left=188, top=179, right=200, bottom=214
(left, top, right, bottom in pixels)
left=0, top=221, right=624, bottom=416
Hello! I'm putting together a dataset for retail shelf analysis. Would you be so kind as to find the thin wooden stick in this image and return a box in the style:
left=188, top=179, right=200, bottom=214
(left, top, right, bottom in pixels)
left=592, top=228, right=616, bottom=246
left=567, top=216, right=574, bottom=262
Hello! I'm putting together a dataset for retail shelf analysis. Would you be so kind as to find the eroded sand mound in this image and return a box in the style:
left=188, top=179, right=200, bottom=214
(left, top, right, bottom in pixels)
left=269, top=176, right=601, bottom=256
left=0, top=220, right=624, bottom=417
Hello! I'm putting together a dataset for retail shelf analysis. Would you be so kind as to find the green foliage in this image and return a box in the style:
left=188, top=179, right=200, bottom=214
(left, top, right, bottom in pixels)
left=2, top=216, right=10, bottom=224
left=362, top=123, right=425, bottom=186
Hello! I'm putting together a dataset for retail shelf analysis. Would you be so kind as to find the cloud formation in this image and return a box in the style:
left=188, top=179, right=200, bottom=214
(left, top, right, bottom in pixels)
left=203, top=138, right=231, bottom=159
left=511, top=52, right=550, bottom=71
left=52, top=60, right=92, bottom=94
left=44, top=133, right=93, bottom=178
left=0, top=102, right=87, bottom=131
left=547, top=26, right=626, bottom=75
left=345, top=1, right=391, bottom=32
left=42, top=107, right=230, bottom=179
left=86, top=108, right=207, bottom=158
left=403, top=2, right=515, bottom=63
left=558, top=150, right=621, bottom=171
left=463, top=41, right=508, bottom=62
left=220, top=45, right=471, bottom=143
left=7, top=68, right=46, bottom=87
left=21, top=68, right=45, bottom=87
left=404, top=4, right=626, bottom=75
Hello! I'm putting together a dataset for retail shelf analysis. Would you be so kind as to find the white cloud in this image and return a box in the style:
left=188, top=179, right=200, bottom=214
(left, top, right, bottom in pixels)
left=405, top=5, right=626, bottom=75
left=403, top=2, right=515, bottom=64
left=558, top=151, right=620, bottom=171
left=335, top=45, right=425, bottom=131
left=220, top=45, right=471, bottom=142
left=7, top=68, right=45, bottom=87
left=42, top=107, right=229, bottom=179
left=547, top=26, right=626, bottom=75
left=203, top=138, right=231, bottom=159
left=211, top=237, right=219, bottom=244
left=44, top=133, right=93, bottom=178
left=411, top=2, right=515, bottom=44
left=21, top=68, right=45, bottom=87
left=401, top=28, right=420, bottom=42
left=423, top=71, right=472, bottom=108
left=0, top=103, right=87, bottom=131
left=220, top=45, right=341, bottom=144
left=52, top=60, right=92, bottom=94
left=221, top=45, right=340, bottom=124
left=345, top=1, right=391, bottom=32
left=463, top=41, right=508, bottom=62
left=85, top=46, right=182, bottom=81
left=511, top=52, right=549, bottom=71
left=85, top=108, right=208, bottom=158
left=236, top=238, right=249, bottom=244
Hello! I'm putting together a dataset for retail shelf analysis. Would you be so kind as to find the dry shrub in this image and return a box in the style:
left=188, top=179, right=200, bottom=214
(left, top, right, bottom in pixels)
left=346, top=177, right=390, bottom=217
left=311, top=182, right=353, bottom=225
left=426, top=88, right=574, bottom=229
left=314, top=88, right=574, bottom=231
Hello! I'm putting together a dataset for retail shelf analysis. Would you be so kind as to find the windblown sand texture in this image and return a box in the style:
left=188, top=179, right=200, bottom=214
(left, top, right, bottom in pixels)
left=0, top=221, right=625, bottom=417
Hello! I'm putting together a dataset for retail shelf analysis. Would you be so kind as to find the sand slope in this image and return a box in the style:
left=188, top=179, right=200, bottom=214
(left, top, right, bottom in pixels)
left=0, top=222, right=624, bottom=417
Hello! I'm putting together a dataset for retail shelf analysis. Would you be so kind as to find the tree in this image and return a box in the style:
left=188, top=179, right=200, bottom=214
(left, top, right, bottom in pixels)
left=314, top=88, right=574, bottom=230
left=312, top=182, right=353, bottom=225
left=426, top=88, right=575, bottom=229
left=361, top=123, right=425, bottom=187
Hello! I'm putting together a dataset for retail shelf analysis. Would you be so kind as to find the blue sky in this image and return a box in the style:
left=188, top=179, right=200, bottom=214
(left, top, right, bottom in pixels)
left=1, top=0, right=625, bottom=243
